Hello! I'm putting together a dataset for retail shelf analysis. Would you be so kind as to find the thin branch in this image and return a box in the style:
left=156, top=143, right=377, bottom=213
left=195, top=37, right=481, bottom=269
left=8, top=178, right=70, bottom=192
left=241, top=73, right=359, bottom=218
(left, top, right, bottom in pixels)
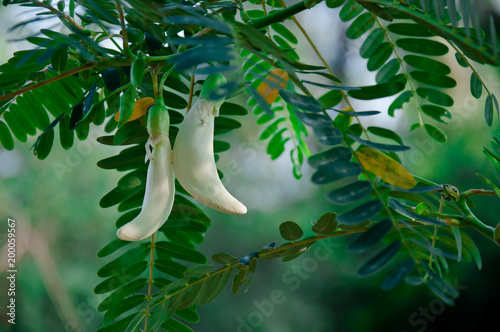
left=0, top=62, right=98, bottom=103
left=116, top=0, right=133, bottom=58
left=30, top=0, right=83, bottom=31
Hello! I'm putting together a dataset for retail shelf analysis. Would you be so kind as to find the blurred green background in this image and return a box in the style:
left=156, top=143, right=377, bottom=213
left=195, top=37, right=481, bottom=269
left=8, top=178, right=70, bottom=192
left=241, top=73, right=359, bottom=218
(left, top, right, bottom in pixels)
left=1, top=2, right=500, bottom=332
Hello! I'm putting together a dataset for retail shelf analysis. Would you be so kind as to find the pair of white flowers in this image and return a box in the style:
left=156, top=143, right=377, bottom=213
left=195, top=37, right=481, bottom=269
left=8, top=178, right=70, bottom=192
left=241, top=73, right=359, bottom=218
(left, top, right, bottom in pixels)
left=117, top=77, right=246, bottom=242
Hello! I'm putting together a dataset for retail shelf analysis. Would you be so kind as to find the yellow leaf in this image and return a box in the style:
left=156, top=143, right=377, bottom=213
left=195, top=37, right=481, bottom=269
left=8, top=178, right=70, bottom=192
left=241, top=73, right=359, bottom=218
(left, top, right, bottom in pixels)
left=356, top=146, right=416, bottom=189
left=114, top=97, right=155, bottom=122
left=257, top=69, right=288, bottom=104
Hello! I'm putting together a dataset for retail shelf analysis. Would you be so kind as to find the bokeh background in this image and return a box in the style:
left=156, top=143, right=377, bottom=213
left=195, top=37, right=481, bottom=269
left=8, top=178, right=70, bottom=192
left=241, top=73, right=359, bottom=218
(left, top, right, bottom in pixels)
left=1, top=1, right=500, bottom=331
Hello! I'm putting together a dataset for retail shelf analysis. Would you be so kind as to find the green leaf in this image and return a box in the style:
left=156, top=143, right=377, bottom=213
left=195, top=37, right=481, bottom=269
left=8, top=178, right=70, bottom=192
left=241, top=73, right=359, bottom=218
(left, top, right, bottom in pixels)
left=279, top=221, right=304, bottom=241
left=176, top=282, right=203, bottom=311
left=214, top=140, right=230, bottom=153
left=410, top=71, right=456, bottom=88
left=450, top=226, right=463, bottom=262
left=423, top=264, right=460, bottom=298
left=388, top=90, right=413, bottom=116
left=3, top=111, right=28, bottom=143
left=336, top=200, right=383, bottom=225
left=461, top=231, right=482, bottom=269
left=318, top=89, right=343, bottom=108
left=470, top=72, right=482, bottom=99
left=367, top=42, right=392, bottom=71
left=360, top=28, right=384, bottom=59
left=388, top=198, right=446, bottom=226
left=279, top=90, right=322, bottom=113
left=161, top=319, right=194, bottom=332
left=421, top=104, right=452, bottom=123
left=96, top=313, right=136, bottom=332
left=0, top=121, right=14, bottom=150
left=97, top=278, right=148, bottom=312
left=424, top=123, right=447, bottom=143
left=328, top=109, right=380, bottom=117
left=94, top=261, right=148, bottom=295
left=348, top=134, right=410, bottom=152
left=271, top=23, right=298, bottom=44
left=348, top=81, right=405, bottom=100
left=102, top=68, right=122, bottom=92
left=367, top=126, right=403, bottom=145
left=311, top=161, right=362, bottom=185
left=376, top=58, right=400, bottom=83
left=282, top=240, right=315, bottom=262
left=313, top=126, right=343, bottom=146
left=477, top=173, right=500, bottom=198
left=99, top=170, right=145, bottom=208
left=59, top=114, right=74, bottom=150
left=97, top=244, right=150, bottom=278
left=198, top=267, right=233, bottom=305
left=113, top=120, right=148, bottom=146
left=211, top=252, right=238, bottom=264
left=156, top=241, right=207, bottom=264
left=339, top=0, right=364, bottom=22
left=183, top=265, right=213, bottom=278
left=358, top=241, right=402, bottom=276
left=155, top=260, right=188, bottom=279
left=404, top=54, right=451, bottom=75
left=347, top=219, right=393, bottom=254
left=485, top=94, right=494, bottom=127
left=231, top=260, right=257, bottom=294
left=33, top=128, right=54, bottom=160
left=220, top=102, right=248, bottom=116
left=97, top=238, right=131, bottom=258
left=294, top=110, right=331, bottom=127
left=51, top=45, right=68, bottom=72
left=326, top=0, right=346, bottom=7
left=214, top=117, right=241, bottom=135
left=345, top=12, right=375, bottom=39
left=266, top=128, right=288, bottom=160
left=381, top=259, right=415, bottom=290
left=396, top=38, right=448, bottom=56
left=312, top=212, right=338, bottom=234
left=97, top=145, right=146, bottom=171
left=147, top=300, right=169, bottom=332
left=260, top=117, right=285, bottom=140
left=387, top=23, right=433, bottom=37
left=326, top=181, right=373, bottom=205
left=103, top=294, right=146, bottom=326
left=416, top=87, right=454, bottom=107
left=307, top=146, right=352, bottom=168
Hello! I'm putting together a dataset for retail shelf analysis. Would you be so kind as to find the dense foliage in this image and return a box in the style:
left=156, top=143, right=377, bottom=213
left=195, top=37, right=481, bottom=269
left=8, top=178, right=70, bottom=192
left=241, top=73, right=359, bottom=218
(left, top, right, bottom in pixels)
left=1, top=0, right=499, bottom=331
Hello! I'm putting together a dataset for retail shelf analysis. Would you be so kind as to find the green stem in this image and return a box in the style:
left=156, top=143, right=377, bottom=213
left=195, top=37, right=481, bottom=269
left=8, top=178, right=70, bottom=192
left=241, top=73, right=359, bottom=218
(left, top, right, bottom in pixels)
left=116, top=1, right=133, bottom=59
left=457, top=195, right=495, bottom=241
left=143, top=233, right=156, bottom=332
left=249, top=1, right=309, bottom=30
left=373, top=14, right=425, bottom=126
left=143, top=226, right=373, bottom=314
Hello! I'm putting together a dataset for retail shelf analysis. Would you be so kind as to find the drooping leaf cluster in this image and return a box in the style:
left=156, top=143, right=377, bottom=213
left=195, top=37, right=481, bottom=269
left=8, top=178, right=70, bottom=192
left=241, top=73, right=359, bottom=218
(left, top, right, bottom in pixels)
left=1, top=0, right=499, bottom=331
